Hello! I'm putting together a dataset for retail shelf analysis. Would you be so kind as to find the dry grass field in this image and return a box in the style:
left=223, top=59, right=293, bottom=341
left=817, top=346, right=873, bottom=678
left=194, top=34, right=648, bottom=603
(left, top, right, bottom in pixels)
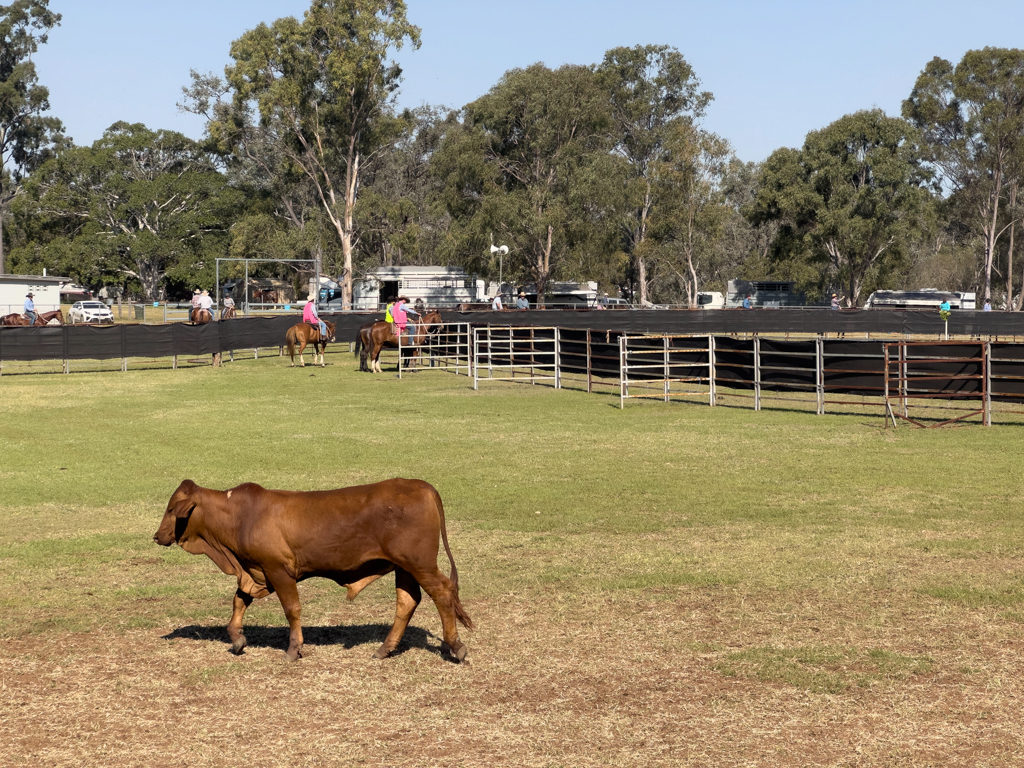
left=2, top=349, right=1024, bottom=767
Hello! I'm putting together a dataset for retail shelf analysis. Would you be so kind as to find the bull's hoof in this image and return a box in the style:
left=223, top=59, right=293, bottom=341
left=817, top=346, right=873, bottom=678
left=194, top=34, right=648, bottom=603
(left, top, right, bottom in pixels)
left=442, top=642, right=468, bottom=662
left=230, top=635, right=247, bottom=655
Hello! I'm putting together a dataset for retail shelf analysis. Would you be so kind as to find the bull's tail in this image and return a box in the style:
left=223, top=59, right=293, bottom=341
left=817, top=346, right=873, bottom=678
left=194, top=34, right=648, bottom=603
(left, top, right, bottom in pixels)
left=433, top=487, right=474, bottom=631
left=285, top=327, right=297, bottom=362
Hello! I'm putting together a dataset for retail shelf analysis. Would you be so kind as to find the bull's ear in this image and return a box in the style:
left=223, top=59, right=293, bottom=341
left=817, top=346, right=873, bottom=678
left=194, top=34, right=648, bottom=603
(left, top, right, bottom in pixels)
left=171, top=497, right=196, bottom=519
left=170, top=480, right=199, bottom=518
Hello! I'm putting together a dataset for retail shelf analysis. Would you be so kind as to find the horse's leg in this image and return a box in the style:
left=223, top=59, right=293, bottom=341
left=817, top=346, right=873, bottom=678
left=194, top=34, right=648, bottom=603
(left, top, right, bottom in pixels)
left=299, top=338, right=306, bottom=367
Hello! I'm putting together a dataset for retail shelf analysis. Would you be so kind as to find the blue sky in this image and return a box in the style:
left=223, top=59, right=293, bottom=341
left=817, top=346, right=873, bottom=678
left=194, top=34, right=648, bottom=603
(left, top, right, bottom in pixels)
left=35, top=0, right=1024, bottom=163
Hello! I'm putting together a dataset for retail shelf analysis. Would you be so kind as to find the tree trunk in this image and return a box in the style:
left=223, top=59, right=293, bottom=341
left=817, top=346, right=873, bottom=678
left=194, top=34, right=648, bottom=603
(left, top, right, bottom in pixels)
left=0, top=210, right=5, bottom=274
left=636, top=256, right=648, bottom=305
left=1007, top=183, right=1016, bottom=310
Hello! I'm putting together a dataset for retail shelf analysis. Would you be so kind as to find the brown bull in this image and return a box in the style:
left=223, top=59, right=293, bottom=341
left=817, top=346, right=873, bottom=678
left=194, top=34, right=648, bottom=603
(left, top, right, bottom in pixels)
left=154, top=478, right=473, bottom=662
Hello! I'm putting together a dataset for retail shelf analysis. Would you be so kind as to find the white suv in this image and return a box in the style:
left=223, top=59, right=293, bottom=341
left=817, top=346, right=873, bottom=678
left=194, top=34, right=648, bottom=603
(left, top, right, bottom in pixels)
left=69, top=301, right=115, bottom=324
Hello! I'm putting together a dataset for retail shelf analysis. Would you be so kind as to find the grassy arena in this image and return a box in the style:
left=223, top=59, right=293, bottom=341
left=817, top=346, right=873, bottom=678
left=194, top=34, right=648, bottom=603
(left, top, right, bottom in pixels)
left=2, top=349, right=1024, bottom=767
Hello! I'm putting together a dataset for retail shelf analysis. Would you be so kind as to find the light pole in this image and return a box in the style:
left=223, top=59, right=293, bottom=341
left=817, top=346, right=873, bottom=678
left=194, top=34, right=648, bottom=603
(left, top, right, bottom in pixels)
left=490, top=244, right=508, bottom=295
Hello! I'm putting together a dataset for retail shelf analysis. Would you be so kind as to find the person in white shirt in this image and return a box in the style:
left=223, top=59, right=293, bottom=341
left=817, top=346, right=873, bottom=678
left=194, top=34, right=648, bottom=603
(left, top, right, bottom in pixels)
left=491, top=294, right=503, bottom=311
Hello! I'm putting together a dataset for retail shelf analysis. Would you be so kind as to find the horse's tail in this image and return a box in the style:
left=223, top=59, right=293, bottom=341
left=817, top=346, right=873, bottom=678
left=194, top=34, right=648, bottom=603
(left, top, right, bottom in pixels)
left=431, top=485, right=474, bottom=631
left=354, top=332, right=362, bottom=358
left=285, top=327, right=297, bottom=360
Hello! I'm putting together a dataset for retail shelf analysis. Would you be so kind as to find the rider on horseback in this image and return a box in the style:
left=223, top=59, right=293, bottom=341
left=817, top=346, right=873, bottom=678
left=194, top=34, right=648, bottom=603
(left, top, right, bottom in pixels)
left=23, top=293, right=36, bottom=325
left=391, top=296, right=420, bottom=343
left=303, top=293, right=327, bottom=339
left=198, top=290, right=214, bottom=317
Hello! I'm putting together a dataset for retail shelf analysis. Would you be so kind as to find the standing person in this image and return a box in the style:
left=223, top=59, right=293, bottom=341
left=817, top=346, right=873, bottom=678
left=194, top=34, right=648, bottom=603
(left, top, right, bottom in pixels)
left=830, top=293, right=840, bottom=310
left=742, top=294, right=752, bottom=310
left=939, top=298, right=951, bottom=314
left=491, top=293, right=503, bottom=311
left=303, top=293, right=327, bottom=338
left=392, top=295, right=420, bottom=342
left=983, top=299, right=992, bottom=312
left=23, top=292, right=37, bottom=324
left=516, top=292, right=530, bottom=310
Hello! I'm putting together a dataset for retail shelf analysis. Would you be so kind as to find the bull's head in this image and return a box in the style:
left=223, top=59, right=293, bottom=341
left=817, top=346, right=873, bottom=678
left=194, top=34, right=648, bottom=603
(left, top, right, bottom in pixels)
left=153, top=479, right=199, bottom=546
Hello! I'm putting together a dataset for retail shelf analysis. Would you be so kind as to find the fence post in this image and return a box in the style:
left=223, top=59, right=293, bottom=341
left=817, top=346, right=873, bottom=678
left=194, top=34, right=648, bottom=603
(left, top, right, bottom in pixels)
left=984, top=340, right=992, bottom=426
left=754, top=334, right=761, bottom=411
left=708, top=335, right=716, bottom=407
left=397, top=328, right=402, bottom=379
left=816, top=335, right=824, bottom=415
left=619, top=334, right=627, bottom=409
left=663, top=334, right=670, bottom=402
left=63, top=324, right=69, bottom=374
left=586, top=329, right=593, bottom=394
left=555, top=327, right=561, bottom=389
left=121, top=324, right=127, bottom=372
left=473, top=327, right=480, bottom=390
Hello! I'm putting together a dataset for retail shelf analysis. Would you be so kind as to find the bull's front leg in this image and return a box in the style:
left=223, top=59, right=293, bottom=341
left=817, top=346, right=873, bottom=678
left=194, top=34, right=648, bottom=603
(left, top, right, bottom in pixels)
left=270, top=574, right=304, bottom=661
left=227, top=588, right=253, bottom=655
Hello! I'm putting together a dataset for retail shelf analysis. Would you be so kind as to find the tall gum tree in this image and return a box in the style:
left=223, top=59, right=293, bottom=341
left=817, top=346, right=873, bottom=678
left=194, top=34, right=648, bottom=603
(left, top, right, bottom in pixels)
left=0, top=0, right=63, bottom=273
left=596, top=45, right=710, bottom=305
left=434, top=64, right=613, bottom=306
left=749, top=109, right=931, bottom=307
left=214, top=0, right=419, bottom=307
left=903, top=48, right=1024, bottom=306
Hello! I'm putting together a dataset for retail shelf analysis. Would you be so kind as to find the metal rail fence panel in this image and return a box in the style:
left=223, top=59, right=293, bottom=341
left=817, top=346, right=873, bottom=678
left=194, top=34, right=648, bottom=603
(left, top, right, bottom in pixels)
left=883, top=341, right=989, bottom=427
left=619, top=334, right=715, bottom=409
left=393, top=323, right=472, bottom=378
left=473, top=326, right=560, bottom=390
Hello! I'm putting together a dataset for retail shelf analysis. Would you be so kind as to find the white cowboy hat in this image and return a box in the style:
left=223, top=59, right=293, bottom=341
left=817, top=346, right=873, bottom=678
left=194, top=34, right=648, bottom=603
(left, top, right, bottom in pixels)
left=307, top=293, right=315, bottom=301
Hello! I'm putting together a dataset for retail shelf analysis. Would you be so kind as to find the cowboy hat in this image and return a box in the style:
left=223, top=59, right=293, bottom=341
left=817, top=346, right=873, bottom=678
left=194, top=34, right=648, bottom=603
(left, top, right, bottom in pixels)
left=397, top=295, right=410, bottom=302
left=307, top=293, right=315, bottom=301
left=194, top=289, right=201, bottom=294
left=519, top=292, right=526, bottom=297
left=25, top=292, right=34, bottom=297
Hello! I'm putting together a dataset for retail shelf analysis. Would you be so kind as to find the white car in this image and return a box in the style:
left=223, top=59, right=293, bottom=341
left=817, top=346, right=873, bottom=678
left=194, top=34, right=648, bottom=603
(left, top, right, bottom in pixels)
left=69, top=301, right=115, bottom=324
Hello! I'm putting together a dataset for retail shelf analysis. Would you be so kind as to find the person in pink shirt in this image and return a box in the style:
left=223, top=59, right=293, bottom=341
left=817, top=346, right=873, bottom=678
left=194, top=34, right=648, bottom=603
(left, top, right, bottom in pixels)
left=303, top=293, right=327, bottom=338
left=391, top=295, right=420, bottom=342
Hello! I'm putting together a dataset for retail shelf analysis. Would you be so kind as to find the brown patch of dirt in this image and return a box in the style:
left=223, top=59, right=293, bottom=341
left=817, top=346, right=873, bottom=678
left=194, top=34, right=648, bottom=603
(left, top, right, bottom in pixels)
left=2, top=591, right=1023, bottom=767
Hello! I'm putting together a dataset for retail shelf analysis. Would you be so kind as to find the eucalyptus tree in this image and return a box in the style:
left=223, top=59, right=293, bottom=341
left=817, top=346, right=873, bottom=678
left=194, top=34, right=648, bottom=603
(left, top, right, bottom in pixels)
left=204, top=0, right=420, bottom=308
left=0, top=0, right=63, bottom=272
left=596, top=45, right=711, bottom=304
left=748, top=110, right=932, bottom=307
left=903, top=48, right=1024, bottom=305
left=651, top=124, right=731, bottom=307
left=26, top=123, right=241, bottom=299
left=434, top=63, right=616, bottom=306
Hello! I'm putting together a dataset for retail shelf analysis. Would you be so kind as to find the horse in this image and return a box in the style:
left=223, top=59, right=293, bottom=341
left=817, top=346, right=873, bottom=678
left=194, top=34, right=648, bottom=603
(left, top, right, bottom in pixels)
left=1, top=309, right=63, bottom=326
left=190, top=308, right=213, bottom=324
left=286, top=320, right=337, bottom=367
left=221, top=305, right=236, bottom=320
left=354, top=310, right=442, bottom=373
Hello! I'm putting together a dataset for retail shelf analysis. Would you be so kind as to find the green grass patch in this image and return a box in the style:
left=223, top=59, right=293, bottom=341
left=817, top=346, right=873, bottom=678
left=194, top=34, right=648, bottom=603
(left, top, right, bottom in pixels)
left=2, top=351, right=1024, bottom=641
left=714, top=645, right=935, bottom=693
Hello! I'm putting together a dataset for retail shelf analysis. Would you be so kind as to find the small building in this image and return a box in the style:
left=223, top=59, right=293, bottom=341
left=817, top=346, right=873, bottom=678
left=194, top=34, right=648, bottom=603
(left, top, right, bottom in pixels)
left=351, top=266, right=486, bottom=310
left=0, top=273, right=70, bottom=315
left=726, top=280, right=805, bottom=308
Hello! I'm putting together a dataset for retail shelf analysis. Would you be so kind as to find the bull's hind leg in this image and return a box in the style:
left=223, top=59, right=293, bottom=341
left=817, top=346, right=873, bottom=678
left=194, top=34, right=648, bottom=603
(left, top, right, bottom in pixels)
left=414, top=570, right=468, bottom=661
left=373, top=568, right=422, bottom=660
left=227, top=588, right=253, bottom=654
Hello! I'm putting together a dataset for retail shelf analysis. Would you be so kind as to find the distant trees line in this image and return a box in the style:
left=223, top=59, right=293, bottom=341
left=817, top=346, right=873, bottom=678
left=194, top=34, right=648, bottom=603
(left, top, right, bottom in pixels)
left=3, top=1, right=1024, bottom=308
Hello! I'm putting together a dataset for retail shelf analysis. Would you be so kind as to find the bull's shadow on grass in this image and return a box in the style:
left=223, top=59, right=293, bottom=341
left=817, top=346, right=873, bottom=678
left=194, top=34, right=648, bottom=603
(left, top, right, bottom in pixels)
left=162, top=622, right=450, bottom=660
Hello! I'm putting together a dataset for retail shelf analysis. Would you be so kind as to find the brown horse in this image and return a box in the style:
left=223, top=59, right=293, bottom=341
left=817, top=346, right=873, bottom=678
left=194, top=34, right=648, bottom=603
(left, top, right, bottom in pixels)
left=221, top=305, right=236, bottom=320
left=354, top=310, right=442, bottom=373
left=1, top=309, right=63, bottom=326
left=190, top=308, right=213, bottom=324
left=286, top=320, right=337, bottom=367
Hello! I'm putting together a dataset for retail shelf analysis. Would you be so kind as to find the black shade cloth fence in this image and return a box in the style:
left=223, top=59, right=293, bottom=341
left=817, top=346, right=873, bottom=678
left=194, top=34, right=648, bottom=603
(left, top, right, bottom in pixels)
left=5, top=312, right=1024, bottom=403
